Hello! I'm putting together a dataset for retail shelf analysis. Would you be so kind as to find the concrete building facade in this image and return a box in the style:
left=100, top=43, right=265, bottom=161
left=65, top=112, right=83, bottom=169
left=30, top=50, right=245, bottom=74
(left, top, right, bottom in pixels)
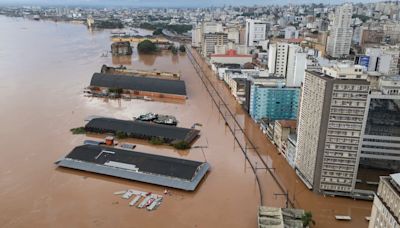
left=326, top=4, right=353, bottom=58
left=268, top=42, right=301, bottom=79
left=202, top=32, right=228, bottom=57
left=249, top=83, right=300, bottom=121
left=273, top=120, right=297, bottom=155
left=295, top=63, right=370, bottom=194
left=365, top=46, right=400, bottom=75
left=245, top=19, right=267, bottom=47
left=369, top=174, right=400, bottom=228
left=355, top=76, right=400, bottom=193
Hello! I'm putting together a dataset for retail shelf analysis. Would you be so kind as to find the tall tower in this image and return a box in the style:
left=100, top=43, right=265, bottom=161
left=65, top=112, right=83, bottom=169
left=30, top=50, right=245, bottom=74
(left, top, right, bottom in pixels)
left=326, top=3, right=353, bottom=58
left=268, top=42, right=301, bottom=78
left=295, top=62, right=369, bottom=194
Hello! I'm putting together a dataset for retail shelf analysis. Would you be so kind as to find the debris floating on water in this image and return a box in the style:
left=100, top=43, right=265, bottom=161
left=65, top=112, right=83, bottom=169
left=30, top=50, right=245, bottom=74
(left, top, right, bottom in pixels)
left=116, top=189, right=163, bottom=211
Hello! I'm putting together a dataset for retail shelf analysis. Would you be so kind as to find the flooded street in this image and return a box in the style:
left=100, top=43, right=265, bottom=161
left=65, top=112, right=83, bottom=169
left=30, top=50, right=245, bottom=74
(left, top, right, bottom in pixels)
left=0, top=16, right=371, bottom=228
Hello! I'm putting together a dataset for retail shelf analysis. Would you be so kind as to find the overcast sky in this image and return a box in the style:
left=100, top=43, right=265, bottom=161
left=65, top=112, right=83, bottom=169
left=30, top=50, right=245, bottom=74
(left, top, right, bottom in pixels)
left=0, top=0, right=380, bottom=7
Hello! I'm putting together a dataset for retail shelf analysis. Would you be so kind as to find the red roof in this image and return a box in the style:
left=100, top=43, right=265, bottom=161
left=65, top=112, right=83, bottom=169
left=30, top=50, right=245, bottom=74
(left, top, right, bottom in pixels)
left=211, top=49, right=252, bottom=58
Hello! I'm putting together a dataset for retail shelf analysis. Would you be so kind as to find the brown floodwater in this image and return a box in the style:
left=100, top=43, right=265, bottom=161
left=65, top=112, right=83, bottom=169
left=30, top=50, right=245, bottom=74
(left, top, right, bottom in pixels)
left=0, top=16, right=371, bottom=228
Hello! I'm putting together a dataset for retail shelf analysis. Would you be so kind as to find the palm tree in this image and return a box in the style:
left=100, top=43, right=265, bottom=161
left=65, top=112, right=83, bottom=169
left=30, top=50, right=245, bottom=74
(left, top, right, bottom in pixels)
left=302, top=211, right=316, bottom=227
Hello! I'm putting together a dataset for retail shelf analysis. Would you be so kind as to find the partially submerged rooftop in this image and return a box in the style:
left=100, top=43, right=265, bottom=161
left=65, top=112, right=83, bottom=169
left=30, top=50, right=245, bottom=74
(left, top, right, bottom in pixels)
left=258, top=206, right=304, bottom=228
left=85, top=117, right=199, bottom=144
left=56, top=145, right=210, bottom=191
left=90, top=73, right=187, bottom=96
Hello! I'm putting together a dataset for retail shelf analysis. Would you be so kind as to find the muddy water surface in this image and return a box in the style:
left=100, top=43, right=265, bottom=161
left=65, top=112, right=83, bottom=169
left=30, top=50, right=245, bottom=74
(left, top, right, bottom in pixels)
left=0, top=16, right=371, bottom=228
left=0, top=16, right=261, bottom=228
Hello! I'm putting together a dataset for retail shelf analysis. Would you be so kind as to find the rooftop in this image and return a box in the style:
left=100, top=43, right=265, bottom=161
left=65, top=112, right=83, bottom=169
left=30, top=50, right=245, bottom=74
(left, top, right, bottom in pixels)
left=258, top=206, right=304, bottom=228
left=90, top=73, right=187, bottom=96
left=210, top=49, right=252, bottom=58
left=56, top=145, right=209, bottom=191
left=276, top=120, right=297, bottom=129
left=111, top=41, right=131, bottom=47
left=85, top=117, right=199, bottom=144
left=381, top=75, right=400, bottom=81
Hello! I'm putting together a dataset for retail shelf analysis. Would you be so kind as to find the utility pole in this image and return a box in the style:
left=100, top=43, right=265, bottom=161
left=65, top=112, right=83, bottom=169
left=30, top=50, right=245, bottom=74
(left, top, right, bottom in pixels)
left=274, top=191, right=289, bottom=208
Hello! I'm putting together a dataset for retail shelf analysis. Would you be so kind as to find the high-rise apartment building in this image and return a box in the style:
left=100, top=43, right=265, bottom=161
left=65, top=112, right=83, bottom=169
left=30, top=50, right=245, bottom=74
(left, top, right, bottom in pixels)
left=268, top=42, right=301, bottom=79
left=295, top=63, right=370, bottom=194
left=369, top=173, right=400, bottom=228
left=202, top=33, right=228, bottom=57
left=245, top=19, right=267, bottom=47
left=326, top=3, right=353, bottom=58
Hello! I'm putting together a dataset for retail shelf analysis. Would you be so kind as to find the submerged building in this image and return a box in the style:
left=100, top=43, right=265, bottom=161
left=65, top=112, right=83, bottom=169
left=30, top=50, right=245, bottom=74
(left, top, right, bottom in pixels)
left=111, top=41, right=133, bottom=56
left=258, top=206, right=305, bottom=228
left=56, top=145, right=210, bottom=191
left=85, top=117, right=199, bottom=145
left=89, top=73, right=187, bottom=100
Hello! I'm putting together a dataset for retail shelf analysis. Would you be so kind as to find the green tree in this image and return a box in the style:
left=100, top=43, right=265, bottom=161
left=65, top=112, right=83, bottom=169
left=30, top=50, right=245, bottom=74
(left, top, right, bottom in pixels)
left=137, top=40, right=157, bottom=54
left=302, top=211, right=316, bottom=227
left=172, top=141, right=190, bottom=150
left=179, top=45, right=186, bottom=52
left=108, top=88, right=123, bottom=94
left=70, top=127, right=86, bottom=134
left=149, top=137, right=165, bottom=145
left=116, top=131, right=128, bottom=139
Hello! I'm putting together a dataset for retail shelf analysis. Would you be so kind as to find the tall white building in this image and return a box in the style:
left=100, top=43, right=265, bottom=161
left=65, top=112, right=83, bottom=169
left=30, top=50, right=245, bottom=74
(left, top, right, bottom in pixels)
left=364, top=46, right=400, bottom=75
left=268, top=42, right=301, bottom=79
left=192, top=25, right=202, bottom=48
left=245, top=19, right=267, bottom=47
left=326, top=3, right=353, bottom=58
left=287, top=52, right=308, bottom=87
left=295, top=62, right=370, bottom=194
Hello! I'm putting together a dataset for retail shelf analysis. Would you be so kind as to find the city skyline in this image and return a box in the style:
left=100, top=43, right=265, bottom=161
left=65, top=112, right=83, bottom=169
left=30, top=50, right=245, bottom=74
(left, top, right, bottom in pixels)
left=0, top=0, right=384, bottom=8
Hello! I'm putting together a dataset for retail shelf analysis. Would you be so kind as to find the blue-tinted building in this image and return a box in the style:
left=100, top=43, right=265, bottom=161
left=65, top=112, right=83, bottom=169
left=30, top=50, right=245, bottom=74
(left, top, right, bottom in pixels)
left=249, top=84, right=300, bottom=121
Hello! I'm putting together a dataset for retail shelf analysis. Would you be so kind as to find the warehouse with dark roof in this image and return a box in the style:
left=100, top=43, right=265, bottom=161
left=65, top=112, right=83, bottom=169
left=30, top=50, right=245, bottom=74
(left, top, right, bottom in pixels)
left=89, top=73, right=187, bottom=100
left=85, top=117, right=200, bottom=144
left=56, top=145, right=210, bottom=191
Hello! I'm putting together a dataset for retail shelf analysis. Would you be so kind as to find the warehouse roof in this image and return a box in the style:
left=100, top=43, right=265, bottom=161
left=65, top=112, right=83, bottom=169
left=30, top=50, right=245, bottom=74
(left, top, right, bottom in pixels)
left=56, top=145, right=210, bottom=191
left=90, top=73, right=187, bottom=96
left=85, top=117, right=199, bottom=144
